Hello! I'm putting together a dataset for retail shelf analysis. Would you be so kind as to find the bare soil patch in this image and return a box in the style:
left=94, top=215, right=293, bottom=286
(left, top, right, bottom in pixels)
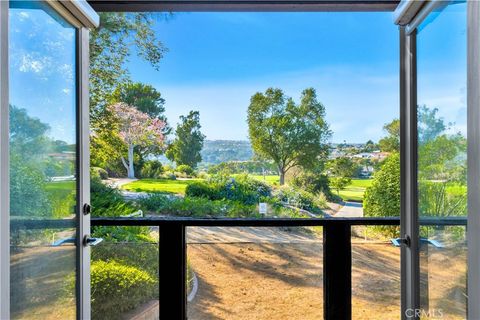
left=187, top=240, right=466, bottom=320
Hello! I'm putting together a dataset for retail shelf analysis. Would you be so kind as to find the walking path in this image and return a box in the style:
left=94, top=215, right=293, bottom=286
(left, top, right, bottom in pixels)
left=334, top=201, right=364, bottom=218
left=187, top=226, right=319, bottom=244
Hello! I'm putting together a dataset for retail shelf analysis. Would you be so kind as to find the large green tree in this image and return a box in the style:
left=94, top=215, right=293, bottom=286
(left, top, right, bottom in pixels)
left=111, top=82, right=167, bottom=120
left=247, top=88, right=331, bottom=185
left=166, top=111, right=205, bottom=168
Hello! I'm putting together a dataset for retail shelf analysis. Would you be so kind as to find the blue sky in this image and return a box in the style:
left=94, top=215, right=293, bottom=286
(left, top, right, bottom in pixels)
left=8, top=6, right=466, bottom=144
left=129, top=12, right=400, bottom=142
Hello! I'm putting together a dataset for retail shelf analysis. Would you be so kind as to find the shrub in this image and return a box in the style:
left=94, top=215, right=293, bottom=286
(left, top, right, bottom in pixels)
left=274, top=186, right=326, bottom=214
left=364, top=153, right=400, bottom=218
left=91, top=260, right=156, bottom=319
left=185, top=181, right=217, bottom=199
left=176, top=164, right=194, bottom=176
left=363, top=153, right=400, bottom=237
left=92, top=243, right=159, bottom=279
left=185, top=174, right=272, bottom=205
left=90, top=177, right=136, bottom=217
left=139, top=160, right=164, bottom=179
left=10, top=157, right=51, bottom=217
left=138, top=193, right=259, bottom=218
left=91, top=167, right=109, bottom=180
left=161, top=173, right=176, bottom=180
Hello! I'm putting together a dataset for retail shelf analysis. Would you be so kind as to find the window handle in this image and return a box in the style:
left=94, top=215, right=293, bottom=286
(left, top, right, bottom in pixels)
left=83, top=235, right=103, bottom=247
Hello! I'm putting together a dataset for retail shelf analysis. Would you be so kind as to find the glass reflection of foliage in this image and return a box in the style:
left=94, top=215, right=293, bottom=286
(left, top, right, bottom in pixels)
left=417, top=106, right=467, bottom=218
left=9, top=105, right=76, bottom=218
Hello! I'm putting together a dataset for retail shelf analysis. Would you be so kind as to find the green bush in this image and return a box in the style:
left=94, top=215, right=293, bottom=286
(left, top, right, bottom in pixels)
left=138, top=193, right=259, bottom=218
left=291, top=172, right=339, bottom=202
left=184, top=181, right=217, bottom=199
left=10, top=156, right=51, bottom=217
left=139, top=160, right=164, bottom=179
left=185, top=174, right=271, bottom=205
left=274, top=186, right=326, bottom=214
left=363, top=153, right=400, bottom=237
left=91, top=177, right=136, bottom=217
left=176, top=164, right=194, bottom=176
left=91, top=260, right=156, bottom=320
left=91, top=167, right=109, bottom=180
left=364, top=153, right=400, bottom=218
left=92, top=243, right=158, bottom=279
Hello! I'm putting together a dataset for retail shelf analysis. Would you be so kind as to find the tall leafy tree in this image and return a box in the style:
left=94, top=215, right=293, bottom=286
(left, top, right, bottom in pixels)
left=111, top=82, right=167, bottom=120
left=247, top=88, right=331, bottom=185
left=166, top=111, right=205, bottom=168
left=378, top=119, right=400, bottom=152
left=109, top=103, right=166, bottom=178
left=89, top=13, right=168, bottom=172
left=111, top=82, right=171, bottom=170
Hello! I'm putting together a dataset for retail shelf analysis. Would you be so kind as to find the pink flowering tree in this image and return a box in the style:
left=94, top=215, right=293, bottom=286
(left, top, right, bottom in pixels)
left=109, top=103, right=165, bottom=178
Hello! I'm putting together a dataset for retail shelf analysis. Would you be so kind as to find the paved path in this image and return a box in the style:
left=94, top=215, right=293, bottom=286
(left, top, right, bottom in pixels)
left=187, top=226, right=320, bottom=244
left=106, top=178, right=137, bottom=188
left=334, top=201, right=364, bottom=218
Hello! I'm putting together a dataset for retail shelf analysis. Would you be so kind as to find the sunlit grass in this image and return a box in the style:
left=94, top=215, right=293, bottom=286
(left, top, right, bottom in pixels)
left=338, top=178, right=373, bottom=202
left=121, top=178, right=201, bottom=195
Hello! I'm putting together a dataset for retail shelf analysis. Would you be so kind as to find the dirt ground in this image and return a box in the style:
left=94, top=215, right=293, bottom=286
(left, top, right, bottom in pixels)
left=187, top=238, right=466, bottom=320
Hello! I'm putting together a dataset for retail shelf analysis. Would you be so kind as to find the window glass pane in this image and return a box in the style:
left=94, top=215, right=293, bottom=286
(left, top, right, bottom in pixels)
left=417, top=2, right=467, bottom=318
left=187, top=226, right=323, bottom=319
left=9, top=1, right=77, bottom=318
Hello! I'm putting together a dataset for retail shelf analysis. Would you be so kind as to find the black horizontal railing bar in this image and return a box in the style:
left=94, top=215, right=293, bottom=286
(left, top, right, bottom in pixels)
left=91, top=216, right=401, bottom=227
left=90, top=216, right=467, bottom=227
left=9, top=216, right=468, bottom=230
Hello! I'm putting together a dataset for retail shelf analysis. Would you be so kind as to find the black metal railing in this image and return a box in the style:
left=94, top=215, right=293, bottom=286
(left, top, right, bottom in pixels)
left=10, top=216, right=468, bottom=320
left=89, top=216, right=466, bottom=320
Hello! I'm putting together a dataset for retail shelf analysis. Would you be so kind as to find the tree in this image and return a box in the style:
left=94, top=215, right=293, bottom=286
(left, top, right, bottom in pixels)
left=89, top=13, right=168, bottom=173
left=378, top=119, right=400, bottom=152
left=363, top=140, right=377, bottom=152
left=9, top=105, right=51, bottom=157
left=327, top=157, right=356, bottom=195
left=166, top=111, right=205, bottom=168
left=247, top=88, right=331, bottom=185
left=364, top=153, right=401, bottom=217
left=109, top=103, right=165, bottom=178
left=418, top=105, right=446, bottom=144
left=111, top=82, right=170, bottom=171
left=111, top=82, right=167, bottom=120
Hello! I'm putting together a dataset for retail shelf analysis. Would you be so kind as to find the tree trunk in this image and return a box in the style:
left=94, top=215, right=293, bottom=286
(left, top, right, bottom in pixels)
left=279, top=169, right=285, bottom=186
left=127, top=144, right=135, bottom=179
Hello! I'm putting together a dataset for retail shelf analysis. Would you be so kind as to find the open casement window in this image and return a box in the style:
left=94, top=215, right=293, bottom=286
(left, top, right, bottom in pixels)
left=0, top=1, right=98, bottom=319
left=395, top=1, right=479, bottom=319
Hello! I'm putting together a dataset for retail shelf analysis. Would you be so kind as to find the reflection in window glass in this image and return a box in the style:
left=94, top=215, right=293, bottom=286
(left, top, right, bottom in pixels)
left=417, top=2, right=467, bottom=318
left=9, top=1, right=77, bottom=319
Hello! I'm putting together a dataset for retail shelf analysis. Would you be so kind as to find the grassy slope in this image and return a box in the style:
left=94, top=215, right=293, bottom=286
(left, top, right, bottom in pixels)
left=121, top=178, right=202, bottom=195
left=338, top=178, right=373, bottom=202
left=122, top=175, right=281, bottom=194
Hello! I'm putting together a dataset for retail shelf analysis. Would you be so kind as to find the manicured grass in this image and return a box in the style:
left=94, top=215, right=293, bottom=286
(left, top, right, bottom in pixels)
left=248, top=175, right=280, bottom=185
left=121, top=178, right=201, bottom=195
left=338, top=178, right=373, bottom=202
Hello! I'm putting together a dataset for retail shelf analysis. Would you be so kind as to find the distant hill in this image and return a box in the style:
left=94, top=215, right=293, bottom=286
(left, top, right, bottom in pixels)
left=200, top=140, right=253, bottom=165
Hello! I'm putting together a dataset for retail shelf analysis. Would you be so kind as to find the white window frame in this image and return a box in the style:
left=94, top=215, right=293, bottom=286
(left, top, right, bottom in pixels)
left=0, top=0, right=10, bottom=318
left=0, top=1, right=98, bottom=319
left=396, top=1, right=480, bottom=318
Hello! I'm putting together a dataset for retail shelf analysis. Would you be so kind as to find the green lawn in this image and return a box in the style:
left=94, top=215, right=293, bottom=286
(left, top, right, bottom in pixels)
left=247, top=174, right=279, bottom=185
left=121, top=178, right=201, bottom=195
left=338, top=178, right=373, bottom=202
